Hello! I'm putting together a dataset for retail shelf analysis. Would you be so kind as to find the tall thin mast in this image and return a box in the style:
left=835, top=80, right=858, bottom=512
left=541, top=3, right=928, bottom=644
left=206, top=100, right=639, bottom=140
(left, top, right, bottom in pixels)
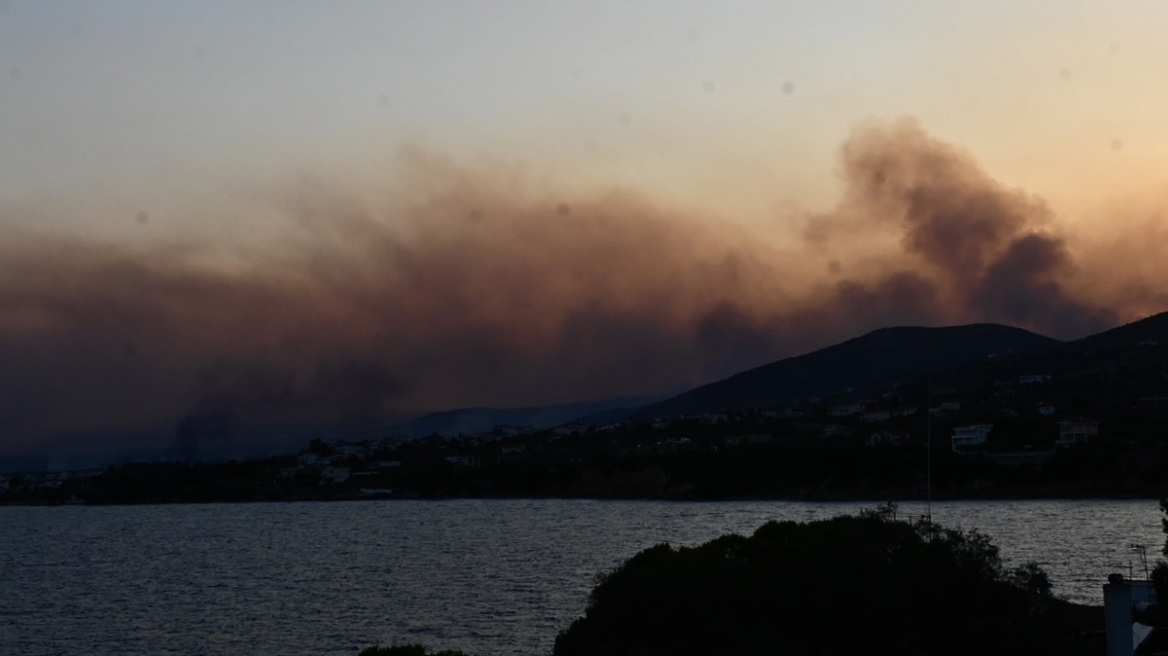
left=926, top=379, right=932, bottom=523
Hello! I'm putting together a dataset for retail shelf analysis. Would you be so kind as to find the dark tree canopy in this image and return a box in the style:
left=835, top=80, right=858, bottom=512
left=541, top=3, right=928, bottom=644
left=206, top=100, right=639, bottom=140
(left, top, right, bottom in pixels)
left=554, top=509, right=1092, bottom=656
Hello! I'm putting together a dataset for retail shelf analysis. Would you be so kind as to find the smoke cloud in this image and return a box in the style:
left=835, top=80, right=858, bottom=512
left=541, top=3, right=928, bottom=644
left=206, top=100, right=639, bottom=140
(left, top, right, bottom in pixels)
left=0, top=118, right=1161, bottom=462
left=807, top=118, right=1119, bottom=337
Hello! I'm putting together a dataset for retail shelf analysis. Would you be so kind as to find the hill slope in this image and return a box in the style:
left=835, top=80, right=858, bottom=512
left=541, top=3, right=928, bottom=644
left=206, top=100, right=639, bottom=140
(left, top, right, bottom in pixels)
left=397, top=397, right=659, bottom=437
left=638, top=323, right=1059, bottom=417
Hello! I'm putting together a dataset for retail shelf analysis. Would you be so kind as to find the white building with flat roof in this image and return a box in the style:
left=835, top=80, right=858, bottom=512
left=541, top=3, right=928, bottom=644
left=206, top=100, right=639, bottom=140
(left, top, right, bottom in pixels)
left=951, top=424, right=993, bottom=454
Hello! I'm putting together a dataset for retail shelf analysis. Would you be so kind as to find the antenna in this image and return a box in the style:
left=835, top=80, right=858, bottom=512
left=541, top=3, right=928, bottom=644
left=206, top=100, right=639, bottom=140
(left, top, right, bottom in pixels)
left=926, top=378, right=932, bottom=523
left=1131, top=543, right=1149, bottom=579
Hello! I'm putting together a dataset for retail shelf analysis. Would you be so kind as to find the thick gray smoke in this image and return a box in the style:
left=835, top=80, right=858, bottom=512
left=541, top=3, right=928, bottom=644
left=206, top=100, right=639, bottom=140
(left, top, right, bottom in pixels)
left=0, top=119, right=1153, bottom=462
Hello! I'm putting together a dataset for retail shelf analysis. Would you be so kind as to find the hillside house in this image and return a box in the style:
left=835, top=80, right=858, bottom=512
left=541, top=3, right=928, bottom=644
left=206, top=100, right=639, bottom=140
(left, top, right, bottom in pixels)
left=1056, top=419, right=1099, bottom=448
left=828, top=403, right=865, bottom=417
left=951, top=424, right=993, bottom=454
left=1038, top=403, right=1056, bottom=416
left=822, top=424, right=851, bottom=438
left=654, top=437, right=696, bottom=454
left=333, top=440, right=374, bottom=456
left=319, top=466, right=350, bottom=484
left=868, top=429, right=910, bottom=447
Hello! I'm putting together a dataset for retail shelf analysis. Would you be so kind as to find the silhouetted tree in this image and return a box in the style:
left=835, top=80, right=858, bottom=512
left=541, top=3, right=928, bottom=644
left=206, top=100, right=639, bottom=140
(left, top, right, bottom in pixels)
left=554, top=510, right=1087, bottom=656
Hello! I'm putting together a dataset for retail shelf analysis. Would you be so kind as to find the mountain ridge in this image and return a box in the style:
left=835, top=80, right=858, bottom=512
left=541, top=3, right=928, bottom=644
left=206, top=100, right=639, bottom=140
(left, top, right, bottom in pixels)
left=633, top=323, right=1061, bottom=419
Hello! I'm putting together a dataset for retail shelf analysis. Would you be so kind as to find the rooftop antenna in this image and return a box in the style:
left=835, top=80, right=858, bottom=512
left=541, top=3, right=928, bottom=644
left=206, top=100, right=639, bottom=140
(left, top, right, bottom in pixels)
left=1131, top=543, right=1149, bottom=579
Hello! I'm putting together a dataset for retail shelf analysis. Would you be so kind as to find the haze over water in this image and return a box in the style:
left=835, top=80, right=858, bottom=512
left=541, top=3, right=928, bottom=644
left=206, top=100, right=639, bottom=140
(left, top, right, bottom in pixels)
left=3, top=499, right=1160, bottom=656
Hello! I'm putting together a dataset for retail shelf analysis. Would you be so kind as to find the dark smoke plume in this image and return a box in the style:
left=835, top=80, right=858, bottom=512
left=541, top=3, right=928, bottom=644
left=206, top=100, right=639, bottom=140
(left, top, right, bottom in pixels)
left=808, top=118, right=1117, bottom=336
left=0, top=119, right=1155, bottom=460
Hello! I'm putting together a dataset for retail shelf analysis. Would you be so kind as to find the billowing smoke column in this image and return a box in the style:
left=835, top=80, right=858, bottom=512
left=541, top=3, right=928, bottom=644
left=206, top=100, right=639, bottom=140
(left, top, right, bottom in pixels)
left=809, top=118, right=1117, bottom=336
left=0, top=119, right=1154, bottom=461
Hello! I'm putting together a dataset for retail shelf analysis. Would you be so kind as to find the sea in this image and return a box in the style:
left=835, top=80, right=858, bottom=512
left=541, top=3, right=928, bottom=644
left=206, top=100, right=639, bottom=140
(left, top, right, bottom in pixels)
left=2, top=498, right=1163, bottom=656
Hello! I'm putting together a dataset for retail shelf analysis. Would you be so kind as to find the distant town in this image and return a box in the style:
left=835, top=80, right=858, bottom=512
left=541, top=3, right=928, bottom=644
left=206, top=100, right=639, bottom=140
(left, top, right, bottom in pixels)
left=4, top=366, right=1167, bottom=504
left=6, top=315, right=1168, bottom=505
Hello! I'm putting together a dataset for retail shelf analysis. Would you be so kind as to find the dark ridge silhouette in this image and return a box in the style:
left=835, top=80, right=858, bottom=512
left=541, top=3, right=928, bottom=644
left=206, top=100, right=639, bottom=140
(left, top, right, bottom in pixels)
left=636, top=323, right=1059, bottom=418
left=938, top=308, right=1168, bottom=386
left=1064, top=310, right=1168, bottom=349
left=397, top=397, right=659, bottom=437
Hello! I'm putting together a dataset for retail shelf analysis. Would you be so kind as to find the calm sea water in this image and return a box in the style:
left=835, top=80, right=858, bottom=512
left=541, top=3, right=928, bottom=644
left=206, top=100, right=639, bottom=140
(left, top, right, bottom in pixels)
left=2, top=499, right=1163, bottom=656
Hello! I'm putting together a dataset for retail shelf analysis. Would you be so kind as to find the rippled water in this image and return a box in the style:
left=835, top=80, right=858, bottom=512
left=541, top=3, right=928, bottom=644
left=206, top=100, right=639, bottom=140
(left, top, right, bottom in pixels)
left=2, top=499, right=1163, bottom=656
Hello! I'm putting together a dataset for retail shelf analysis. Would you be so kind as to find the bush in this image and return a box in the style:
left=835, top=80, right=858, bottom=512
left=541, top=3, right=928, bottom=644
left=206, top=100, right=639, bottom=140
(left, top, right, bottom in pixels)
left=554, top=509, right=1091, bottom=656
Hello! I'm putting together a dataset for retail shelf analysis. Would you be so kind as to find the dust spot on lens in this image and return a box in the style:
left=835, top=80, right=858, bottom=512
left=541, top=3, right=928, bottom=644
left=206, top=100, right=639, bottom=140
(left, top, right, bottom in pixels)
left=782, top=81, right=795, bottom=95
left=135, top=211, right=150, bottom=225
left=828, top=260, right=842, bottom=274
left=1059, top=67, right=1071, bottom=82
left=124, top=341, right=138, bottom=357
left=556, top=203, right=571, bottom=216
left=377, top=94, right=390, bottom=107
left=618, top=114, right=631, bottom=127
left=702, top=80, right=715, bottom=94
left=1111, top=138, right=1123, bottom=152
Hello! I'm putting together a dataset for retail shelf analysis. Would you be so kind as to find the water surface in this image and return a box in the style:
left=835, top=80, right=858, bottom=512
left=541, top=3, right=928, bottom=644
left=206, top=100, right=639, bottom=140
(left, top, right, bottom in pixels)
left=2, top=499, right=1160, bottom=656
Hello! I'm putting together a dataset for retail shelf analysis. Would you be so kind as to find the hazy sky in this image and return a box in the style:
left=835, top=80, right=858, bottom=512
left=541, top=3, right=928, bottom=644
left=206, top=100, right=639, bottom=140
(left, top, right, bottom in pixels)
left=3, top=1, right=1168, bottom=464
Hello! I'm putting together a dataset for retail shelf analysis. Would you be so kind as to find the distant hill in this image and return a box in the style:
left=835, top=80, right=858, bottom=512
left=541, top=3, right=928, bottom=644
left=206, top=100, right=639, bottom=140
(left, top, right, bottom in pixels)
left=935, top=310, right=1168, bottom=388
left=397, top=397, right=659, bottom=437
left=637, top=324, right=1060, bottom=418
left=1064, top=310, right=1168, bottom=350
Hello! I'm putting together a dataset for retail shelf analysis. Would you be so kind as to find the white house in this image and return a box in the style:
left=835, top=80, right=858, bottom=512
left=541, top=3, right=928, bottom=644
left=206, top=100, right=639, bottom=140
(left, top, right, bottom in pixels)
left=951, top=424, right=993, bottom=454
left=1056, top=419, right=1099, bottom=447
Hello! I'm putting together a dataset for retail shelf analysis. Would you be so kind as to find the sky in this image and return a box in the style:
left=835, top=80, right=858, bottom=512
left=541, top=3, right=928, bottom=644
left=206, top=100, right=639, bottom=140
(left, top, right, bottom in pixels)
left=3, top=1, right=1168, bottom=465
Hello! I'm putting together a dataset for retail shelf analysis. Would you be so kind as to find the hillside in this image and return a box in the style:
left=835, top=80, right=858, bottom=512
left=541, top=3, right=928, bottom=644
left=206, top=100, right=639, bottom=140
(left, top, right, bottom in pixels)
left=637, top=323, right=1059, bottom=418
left=397, top=397, right=660, bottom=437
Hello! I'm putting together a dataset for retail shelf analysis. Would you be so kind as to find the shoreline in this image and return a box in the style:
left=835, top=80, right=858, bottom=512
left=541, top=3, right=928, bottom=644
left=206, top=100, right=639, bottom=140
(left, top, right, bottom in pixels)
left=4, top=489, right=1165, bottom=507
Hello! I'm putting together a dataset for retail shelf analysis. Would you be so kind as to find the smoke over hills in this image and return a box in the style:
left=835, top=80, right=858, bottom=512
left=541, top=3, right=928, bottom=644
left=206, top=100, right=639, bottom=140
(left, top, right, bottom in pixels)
left=0, top=119, right=1162, bottom=461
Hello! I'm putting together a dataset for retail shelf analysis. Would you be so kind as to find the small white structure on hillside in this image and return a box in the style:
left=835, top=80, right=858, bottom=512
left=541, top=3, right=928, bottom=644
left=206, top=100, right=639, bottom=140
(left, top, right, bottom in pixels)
left=950, top=424, right=993, bottom=454
left=1057, top=419, right=1099, bottom=447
